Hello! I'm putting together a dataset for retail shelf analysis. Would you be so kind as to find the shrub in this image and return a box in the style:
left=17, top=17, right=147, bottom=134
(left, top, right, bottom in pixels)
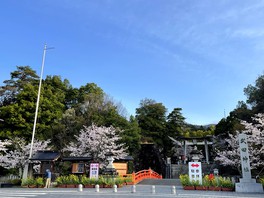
left=9, top=178, right=21, bottom=185
left=211, top=176, right=221, bottom=187
left=179, top=174, right=191, bottom=186
left=105, top=179, right=115, bottom=186
left=114, top=177, right=124, bottom=185
left=96, top=176, right=105, bottom=185
left=55, top=175, right=68, bottom=185
left=259, top=177, right=264, bottom=187
left=202, top=176, right=210, bottom=187
left=67, top=174, right=80, bottom=184
left=55, top=174, right=80, bottom=185
left=203, top=174, right=221, bottom=187
left=80, top=175, right=96, bottom=185
left=123, top=175, right=133, bottom=183
left=21, top=178, right=35, bottom=186
left=220, top=177, right=234, bottom=188
left=191, top=179, right=200, bottom=186
left=35, top=177, right=44, bottom=187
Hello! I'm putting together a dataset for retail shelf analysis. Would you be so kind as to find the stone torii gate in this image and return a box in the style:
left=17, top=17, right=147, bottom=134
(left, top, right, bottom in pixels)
left=169, top=136, right=213, bottom=164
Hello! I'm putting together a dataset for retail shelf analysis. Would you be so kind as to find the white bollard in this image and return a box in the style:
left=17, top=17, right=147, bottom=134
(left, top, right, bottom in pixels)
left=151, top=185, right=155, bottom=194
left=131, top=185, right=136, bottom=193
left=78, top=184, right=83, bottom=192
left=171, top=186, right=176, bottom=194
left=95, top=184, right=100, bottom=192
left=113, top=184, right=117, bottom=192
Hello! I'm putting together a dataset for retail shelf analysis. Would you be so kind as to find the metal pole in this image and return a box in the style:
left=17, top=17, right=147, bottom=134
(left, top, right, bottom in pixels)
left=29, top=44, right=47, bottom=159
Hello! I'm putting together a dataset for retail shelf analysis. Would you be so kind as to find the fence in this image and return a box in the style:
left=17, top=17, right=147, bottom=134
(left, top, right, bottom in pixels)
left=0, top=175, right=20, bottom=183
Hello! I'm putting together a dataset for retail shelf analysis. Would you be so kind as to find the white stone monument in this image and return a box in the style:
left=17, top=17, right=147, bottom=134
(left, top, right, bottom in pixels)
left=235, top=133, right=263, bottom=192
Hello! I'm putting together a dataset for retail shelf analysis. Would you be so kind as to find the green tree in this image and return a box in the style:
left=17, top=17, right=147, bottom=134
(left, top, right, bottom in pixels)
left=120, top=116, right=141, bottom=157
left=215, top=101, right=252, bottom=137
left=74, top=84, right=128, bottom=128
left=51, top=108, right=83, bottom=151
left=51, top=82, right=141, bottom=156
left=0, top=66, right=146, bottom=164
left=164, top=108, right=186, bottom=156
left=77, top=83, right=104, bottom=104
left=136, top=98, right=167, bottom=144
left=244, top=73, right=264, bottom=113
left=0, top=66, right=39, bottom=106
left=167, top=108, right=186, bottom=137
left=74, top=83, right=106, bottom=126
left=0, top=68, right=67, bottom=141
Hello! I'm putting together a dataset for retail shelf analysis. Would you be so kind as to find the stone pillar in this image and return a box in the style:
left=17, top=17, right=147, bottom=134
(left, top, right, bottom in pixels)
left=239, top=134, right=252, bottom=181
left=235, top=134, right=263, bottom=193
left=183, top=140, right=187, bottom=164
left=204, top=139, right=209, bottom=164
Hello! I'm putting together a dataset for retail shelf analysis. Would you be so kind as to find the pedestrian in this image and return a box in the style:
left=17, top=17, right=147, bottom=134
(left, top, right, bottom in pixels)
left=44, top=169, right=52, bottom=188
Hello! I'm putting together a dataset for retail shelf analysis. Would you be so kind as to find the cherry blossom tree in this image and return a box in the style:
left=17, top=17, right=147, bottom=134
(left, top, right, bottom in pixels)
left=0, top=139, right=11, bottom=153
left=64, top=124, right=128, bottom=167
left=0, top=139, right=11, bottom=167
left=0, top=137, right=50, bottom=176
left=241, top=113, right=264, bottom=168
left=214, top=133, right=241, bottom=173
left=215, top=113, right=264, bottom=174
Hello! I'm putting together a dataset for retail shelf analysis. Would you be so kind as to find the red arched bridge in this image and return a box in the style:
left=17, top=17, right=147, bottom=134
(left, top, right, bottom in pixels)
left=121, top=168, right=162, bottom=184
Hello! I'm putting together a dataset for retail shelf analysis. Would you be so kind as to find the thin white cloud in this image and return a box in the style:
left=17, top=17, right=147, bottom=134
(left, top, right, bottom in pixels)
left=231, top=29, right=264, bottom=38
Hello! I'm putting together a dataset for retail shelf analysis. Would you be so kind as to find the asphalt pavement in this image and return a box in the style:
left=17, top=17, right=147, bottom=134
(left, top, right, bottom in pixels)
left=0, top=185, right=263, bottom=198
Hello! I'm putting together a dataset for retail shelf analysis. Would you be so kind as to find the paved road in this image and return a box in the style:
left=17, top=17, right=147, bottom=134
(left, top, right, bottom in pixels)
left=0, top=185, right=263, bottom=198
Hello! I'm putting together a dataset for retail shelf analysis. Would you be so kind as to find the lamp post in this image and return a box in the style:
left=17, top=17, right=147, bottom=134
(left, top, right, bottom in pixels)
left=190, top=146, right=200, bottom=162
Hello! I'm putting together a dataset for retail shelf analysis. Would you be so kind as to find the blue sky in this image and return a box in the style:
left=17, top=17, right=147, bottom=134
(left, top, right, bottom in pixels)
left=1, top=0, right=264, bottom=125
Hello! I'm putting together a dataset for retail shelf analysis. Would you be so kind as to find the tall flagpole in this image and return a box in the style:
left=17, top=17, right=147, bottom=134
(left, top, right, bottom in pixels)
left=29, top=44, right=47, bottom=159
left=23, top=44, right=54, bottom=179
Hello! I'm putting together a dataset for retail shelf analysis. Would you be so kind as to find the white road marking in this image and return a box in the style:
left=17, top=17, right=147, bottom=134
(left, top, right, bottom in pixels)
left=0, top=192, right=46, bottom=198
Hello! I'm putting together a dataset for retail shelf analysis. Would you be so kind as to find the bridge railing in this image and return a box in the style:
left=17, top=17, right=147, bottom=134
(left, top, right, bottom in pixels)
left=132, top=168, right=162, bottom=184
left=119, top=168, right=162, bottom=184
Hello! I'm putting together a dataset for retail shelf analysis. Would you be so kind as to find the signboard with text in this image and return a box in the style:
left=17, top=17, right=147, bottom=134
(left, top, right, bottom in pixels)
left=72, top=163, right=84, bottom=173
left=89, top=163, right=99, bottom=179
left=188, top=162, right=202, bottom=184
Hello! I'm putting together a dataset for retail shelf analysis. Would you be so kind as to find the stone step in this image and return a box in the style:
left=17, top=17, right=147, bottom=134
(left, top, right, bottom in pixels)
left=138, top=179, right=181, bottom=186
